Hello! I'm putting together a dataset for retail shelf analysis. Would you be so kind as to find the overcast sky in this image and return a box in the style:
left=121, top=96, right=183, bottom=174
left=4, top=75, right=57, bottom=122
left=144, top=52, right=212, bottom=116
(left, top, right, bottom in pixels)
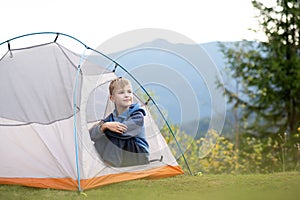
left=1, top=0, right=263, bottom=49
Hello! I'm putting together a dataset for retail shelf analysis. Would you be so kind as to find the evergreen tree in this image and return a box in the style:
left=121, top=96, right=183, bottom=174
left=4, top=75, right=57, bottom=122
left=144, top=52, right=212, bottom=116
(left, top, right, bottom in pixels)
left=221, top=0, right=300, bottom=143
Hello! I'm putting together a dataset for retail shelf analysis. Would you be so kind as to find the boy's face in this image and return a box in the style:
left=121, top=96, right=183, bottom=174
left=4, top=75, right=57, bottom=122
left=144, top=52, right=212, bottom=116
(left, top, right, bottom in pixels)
left=110, top=84, right=133, bottom=109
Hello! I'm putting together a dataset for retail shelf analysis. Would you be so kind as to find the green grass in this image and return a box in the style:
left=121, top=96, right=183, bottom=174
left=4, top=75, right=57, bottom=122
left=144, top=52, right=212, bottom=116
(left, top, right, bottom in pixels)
left=0, top=172, right=299, bottom=200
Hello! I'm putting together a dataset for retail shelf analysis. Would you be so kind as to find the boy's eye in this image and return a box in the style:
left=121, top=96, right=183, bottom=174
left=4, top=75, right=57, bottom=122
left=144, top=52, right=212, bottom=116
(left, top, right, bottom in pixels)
left=116, top=89, right=132, bottom=95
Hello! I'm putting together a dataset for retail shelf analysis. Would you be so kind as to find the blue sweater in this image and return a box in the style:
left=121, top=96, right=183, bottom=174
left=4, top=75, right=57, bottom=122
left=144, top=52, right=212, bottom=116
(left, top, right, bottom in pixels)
left=89, top=103, right=149, bottom=167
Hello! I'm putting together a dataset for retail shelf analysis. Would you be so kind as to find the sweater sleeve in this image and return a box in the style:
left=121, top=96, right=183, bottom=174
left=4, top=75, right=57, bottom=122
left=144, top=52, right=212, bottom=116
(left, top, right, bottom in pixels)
left=90, top=111, right=145, bottom=140
left=121, top=111, right=144, bottom=138
left=89, top=123, right=104, bottom=141
left=89, top=114, right=112, bottom=141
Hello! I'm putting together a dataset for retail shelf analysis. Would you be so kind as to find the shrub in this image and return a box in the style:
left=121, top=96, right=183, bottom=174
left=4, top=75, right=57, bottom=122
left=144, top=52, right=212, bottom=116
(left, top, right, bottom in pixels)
left=163, top=125, right=300, bottom=174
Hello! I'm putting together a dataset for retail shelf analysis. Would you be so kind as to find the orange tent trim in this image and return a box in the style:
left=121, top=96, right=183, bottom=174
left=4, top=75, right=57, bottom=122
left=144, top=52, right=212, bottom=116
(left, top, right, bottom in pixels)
left=0, top=165, right=183, bottom=191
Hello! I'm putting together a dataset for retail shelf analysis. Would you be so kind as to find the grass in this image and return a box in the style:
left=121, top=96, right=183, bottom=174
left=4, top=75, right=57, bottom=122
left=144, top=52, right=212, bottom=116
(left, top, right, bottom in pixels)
left=0, top=172, right=299, bottom=200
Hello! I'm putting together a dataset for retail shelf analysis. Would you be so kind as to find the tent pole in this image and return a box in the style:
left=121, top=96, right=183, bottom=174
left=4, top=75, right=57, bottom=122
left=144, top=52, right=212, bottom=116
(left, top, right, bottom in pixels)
left=72, top=49, right=87, bottom=192
left=73, top=66, right=82, bottom=191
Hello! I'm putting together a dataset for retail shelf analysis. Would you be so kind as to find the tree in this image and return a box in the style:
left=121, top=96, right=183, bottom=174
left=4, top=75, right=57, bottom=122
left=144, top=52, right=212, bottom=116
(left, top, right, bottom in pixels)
left=221, top=0, right=300, bottom=143
left=219, top=41, right=257, bottom=148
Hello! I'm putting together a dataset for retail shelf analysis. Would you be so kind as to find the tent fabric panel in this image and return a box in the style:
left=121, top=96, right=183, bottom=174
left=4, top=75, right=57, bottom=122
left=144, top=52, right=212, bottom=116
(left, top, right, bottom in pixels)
left=143, top=107, right=179, bottom=164
left=84, top=74, right=117, bottom=124
left=0, top=165, right=183, bottom=191
left=79, top=74, right=118, bottom=179
left=0, top=43, right=80, bottom=125
left=0, top=117, right=77, bottom=179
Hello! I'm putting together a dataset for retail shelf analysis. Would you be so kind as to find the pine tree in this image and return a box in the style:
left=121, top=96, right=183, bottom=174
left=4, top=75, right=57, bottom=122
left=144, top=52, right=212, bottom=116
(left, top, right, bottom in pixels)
left=222, top=0, right=300, bottom=143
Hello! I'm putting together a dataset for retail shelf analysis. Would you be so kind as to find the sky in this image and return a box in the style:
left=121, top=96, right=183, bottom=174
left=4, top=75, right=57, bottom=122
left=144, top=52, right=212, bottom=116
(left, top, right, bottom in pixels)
left=1, top=0, right=262, bottom=50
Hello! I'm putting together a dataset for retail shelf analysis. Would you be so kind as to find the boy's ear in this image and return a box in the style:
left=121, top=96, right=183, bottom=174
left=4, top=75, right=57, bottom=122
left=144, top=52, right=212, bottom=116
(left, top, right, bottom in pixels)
left=109, top=95, right=114, bottom=102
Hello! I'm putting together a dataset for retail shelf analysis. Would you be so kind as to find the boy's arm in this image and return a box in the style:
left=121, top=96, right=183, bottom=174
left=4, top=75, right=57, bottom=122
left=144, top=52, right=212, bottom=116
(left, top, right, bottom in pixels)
left=121, top=111, right=144, bottom=137
left=89, top=111, right=144, bottom=139
left=89, top=114, right=112, bottom=141
left=89, top=122, right=104, bottom=141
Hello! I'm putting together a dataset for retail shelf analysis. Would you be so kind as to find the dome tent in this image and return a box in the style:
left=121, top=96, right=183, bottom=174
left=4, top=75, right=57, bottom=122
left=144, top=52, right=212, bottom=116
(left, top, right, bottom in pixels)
left=0, top=32, right=187, bottom=191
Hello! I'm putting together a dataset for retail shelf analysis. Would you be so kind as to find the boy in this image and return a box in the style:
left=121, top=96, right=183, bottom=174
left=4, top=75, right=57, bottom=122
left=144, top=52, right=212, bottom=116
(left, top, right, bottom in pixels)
left=89, top=77, right=149, bottom=167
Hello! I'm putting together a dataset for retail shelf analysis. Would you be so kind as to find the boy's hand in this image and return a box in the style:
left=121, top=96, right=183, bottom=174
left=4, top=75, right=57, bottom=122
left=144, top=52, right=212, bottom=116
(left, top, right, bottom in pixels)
left=101, top=122, right=127, bottom=134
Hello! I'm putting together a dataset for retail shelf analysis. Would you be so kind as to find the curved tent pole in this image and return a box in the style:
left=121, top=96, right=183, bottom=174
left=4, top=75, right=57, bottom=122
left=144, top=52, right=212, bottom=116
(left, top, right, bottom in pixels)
left=0, top=32, right=89, bottom=49
left=0, top=33, right=193, bottom=187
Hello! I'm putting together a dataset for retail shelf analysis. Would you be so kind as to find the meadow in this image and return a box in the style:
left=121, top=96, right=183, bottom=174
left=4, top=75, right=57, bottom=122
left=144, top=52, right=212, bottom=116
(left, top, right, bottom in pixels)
left=0, top=172, right=299, bottom=200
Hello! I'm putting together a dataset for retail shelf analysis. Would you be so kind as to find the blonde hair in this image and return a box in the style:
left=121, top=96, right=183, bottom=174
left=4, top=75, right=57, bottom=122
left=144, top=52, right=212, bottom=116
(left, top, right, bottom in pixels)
left=109, top=77, right=132, bottom=95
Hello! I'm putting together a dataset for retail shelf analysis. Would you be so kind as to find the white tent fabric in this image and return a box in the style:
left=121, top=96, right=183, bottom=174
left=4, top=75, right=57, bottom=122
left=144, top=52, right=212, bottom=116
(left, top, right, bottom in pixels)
left=0, top=38, right=183, bottom=190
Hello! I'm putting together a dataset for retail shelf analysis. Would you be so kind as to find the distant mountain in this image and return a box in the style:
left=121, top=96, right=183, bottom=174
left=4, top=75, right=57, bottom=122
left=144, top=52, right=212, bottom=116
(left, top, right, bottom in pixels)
left=103, top=39, right=235, bottom=137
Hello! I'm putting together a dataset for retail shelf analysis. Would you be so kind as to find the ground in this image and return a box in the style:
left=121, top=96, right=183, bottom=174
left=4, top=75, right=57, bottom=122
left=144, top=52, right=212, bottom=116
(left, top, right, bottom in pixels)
left=0, top=172, right=299, bottom=200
